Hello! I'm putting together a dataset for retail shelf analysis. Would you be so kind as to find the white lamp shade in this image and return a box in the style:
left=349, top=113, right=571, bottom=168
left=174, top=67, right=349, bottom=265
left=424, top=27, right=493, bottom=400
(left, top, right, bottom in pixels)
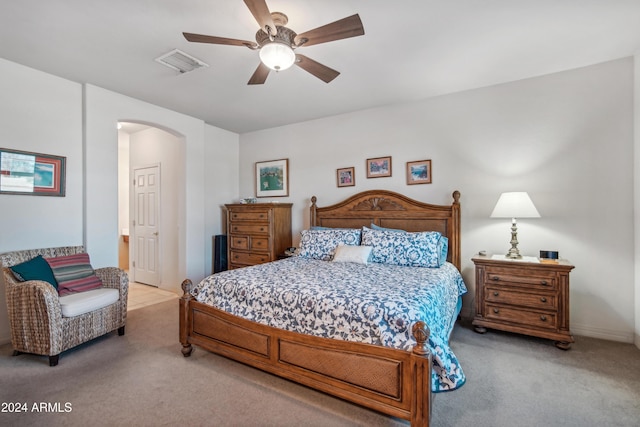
left=490, top=192, right=541, bottom=219
left=259, top=42, right=295, bottom=71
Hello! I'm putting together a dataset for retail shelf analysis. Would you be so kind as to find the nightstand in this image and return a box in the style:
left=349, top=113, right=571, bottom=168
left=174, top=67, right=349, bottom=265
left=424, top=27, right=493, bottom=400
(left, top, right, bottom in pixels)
left=472, top=255, right=575, bottom=349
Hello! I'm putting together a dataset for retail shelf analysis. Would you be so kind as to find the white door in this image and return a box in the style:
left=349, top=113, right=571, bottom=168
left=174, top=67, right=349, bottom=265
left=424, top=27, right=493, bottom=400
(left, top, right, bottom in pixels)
left=133, top=165, right=160, bottom=286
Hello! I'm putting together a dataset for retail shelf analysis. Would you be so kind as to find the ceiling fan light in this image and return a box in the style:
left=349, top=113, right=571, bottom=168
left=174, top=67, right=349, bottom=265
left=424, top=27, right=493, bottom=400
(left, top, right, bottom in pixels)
left=259, top=42, right=295, bottom=71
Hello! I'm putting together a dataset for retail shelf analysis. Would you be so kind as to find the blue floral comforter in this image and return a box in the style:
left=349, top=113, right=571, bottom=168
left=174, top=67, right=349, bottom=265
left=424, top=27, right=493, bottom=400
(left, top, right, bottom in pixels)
left=192, top=257, right=467, bottom=392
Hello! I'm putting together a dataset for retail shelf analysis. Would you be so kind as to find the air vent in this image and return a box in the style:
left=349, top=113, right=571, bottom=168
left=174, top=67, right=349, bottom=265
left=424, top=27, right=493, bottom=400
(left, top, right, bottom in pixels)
left=155, top=49, right=208, bottom=74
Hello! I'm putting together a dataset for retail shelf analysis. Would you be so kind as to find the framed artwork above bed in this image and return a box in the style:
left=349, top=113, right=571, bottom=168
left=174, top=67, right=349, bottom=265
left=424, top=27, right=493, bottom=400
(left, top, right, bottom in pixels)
left=336, top=167, right=355, bottom=187
left=366, top=156, right=392, bottom=178
left=406, top=159, right=432, bottom=185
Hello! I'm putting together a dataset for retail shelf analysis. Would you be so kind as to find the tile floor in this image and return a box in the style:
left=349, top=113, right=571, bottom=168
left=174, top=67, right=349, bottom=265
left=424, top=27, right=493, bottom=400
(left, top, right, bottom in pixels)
left=127, top=282, right=179, bottom=311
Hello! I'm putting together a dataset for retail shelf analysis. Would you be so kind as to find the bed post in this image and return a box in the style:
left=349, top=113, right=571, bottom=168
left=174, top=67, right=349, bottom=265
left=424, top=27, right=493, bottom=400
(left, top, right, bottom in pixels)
left=310, top=196, right=318, bottom=226
left=410, top=321, right=432, bottom=427
left=451, top=190, right=461, bottom=271
left=179, top=279, right=194, bottom=357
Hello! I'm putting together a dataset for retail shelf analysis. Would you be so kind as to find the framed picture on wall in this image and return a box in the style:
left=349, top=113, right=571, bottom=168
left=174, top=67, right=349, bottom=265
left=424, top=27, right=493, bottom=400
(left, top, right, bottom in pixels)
left=0, top=148, right=66, bottom=196
left=406, top=159, right=432, bottom=185
left=366, top=156, right=392, bottom=178
left=337, top=167, right=355, bottom=187
left=255, top=158, right=289, bottom=197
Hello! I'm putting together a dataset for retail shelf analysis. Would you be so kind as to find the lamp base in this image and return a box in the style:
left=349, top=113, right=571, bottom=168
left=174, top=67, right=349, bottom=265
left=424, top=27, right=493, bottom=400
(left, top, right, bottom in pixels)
left=505, top=219, right=522, bottom=259
left=505, top=249, right=522, bottom=259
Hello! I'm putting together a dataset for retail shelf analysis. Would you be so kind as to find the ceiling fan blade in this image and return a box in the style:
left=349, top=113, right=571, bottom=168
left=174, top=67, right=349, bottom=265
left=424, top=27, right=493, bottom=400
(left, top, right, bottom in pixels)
left=294, top=14, right=364, bottom=47
left=295, top=54, right=340, bottom=83
left=243, top=0, right=277, bottom=35
left=183, top=32, right=257, bottom=49
left=248, top=62, right=270, bottom=85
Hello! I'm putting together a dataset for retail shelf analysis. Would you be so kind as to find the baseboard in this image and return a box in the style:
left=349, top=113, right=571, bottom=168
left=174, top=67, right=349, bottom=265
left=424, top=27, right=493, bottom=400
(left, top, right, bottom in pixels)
left=571, top=323, right=635, bottom=344
left=0, top=333, right=10, bottom=346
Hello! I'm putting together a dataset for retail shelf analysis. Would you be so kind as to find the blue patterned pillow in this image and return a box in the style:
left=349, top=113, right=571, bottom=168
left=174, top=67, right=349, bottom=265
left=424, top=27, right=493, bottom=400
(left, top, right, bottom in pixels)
left=361, top=226, right=444, bottom=267
left=370, top=224, right=448, bottom=265
left=298, top=228, right=362, bottom=261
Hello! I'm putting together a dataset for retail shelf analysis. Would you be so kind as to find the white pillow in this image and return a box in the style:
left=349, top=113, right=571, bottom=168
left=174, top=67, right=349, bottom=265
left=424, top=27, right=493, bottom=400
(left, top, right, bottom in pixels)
left=331, top=245, right=372, bottom=264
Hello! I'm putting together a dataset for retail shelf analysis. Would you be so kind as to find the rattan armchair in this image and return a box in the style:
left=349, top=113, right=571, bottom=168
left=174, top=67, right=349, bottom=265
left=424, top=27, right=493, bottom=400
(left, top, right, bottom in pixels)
left=1, top=246, right=128, bottom=366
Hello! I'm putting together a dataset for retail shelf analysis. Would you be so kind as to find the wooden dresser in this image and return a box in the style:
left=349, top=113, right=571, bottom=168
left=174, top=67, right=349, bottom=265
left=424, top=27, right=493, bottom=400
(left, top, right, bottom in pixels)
left=225, top=203, right=292, bottom=269
left=472, top=255, right=575, bottom=349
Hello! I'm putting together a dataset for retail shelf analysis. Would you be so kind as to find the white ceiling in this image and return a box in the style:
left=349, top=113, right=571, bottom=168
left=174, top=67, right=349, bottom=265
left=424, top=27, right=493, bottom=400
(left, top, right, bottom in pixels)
left=2, top=1, right=640, bottom=134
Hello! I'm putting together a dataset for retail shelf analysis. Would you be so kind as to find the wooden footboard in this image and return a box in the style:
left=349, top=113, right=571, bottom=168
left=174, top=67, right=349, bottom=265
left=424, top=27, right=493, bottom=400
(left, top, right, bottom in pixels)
left=179, top=279, right=433, bottom=426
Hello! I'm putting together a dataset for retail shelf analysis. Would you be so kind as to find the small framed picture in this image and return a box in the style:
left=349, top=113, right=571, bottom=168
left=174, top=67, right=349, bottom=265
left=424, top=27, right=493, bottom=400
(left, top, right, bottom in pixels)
left=406, top=159, right=432, bottom=185
left=366, top=156, right=392, bottom=178
left=255, top=158, right=289, bottom=197
left=336, top=167, right=355, bottom=187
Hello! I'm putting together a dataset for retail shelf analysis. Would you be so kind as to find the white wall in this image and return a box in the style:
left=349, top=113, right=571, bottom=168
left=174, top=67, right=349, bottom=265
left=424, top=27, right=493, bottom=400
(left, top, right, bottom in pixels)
left=634, top=53, right=640, bottom=348
left=240, top=58, right=636, bottom=343
left=84, top=85, right=210, bottom=290
left=0, top=63, right=241, bottom=342
left=204, top=125, right=240, bottom=275
left=0, top=59, right=84, bottom=343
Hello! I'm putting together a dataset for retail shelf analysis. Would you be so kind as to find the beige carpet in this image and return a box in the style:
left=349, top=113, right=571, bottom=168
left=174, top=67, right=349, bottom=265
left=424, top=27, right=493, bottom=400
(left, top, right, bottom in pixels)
left=1, top=299, right=639, bottom=426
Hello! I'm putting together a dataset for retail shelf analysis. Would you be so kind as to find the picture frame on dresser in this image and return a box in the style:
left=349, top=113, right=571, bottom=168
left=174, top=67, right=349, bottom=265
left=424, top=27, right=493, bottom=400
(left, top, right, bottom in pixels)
left=255, top=158, right=289, bottom=197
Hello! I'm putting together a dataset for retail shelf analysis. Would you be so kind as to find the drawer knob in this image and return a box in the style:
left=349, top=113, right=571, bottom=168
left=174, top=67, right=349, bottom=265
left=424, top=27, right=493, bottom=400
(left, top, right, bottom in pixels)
left=540, top=297, right=547, bottom=303
left=233, top=226, right=238, bottom=231
left=491, top=276, right=500, bottom=281
left=493, top=291, right=499, bottom=297
left=540, top=315, right=547, bottom=322
left=260, top=227, right=265, bottom=231
left=493, top=308, right=499, bottom=314
left=540, top=280, right=548, bottom=286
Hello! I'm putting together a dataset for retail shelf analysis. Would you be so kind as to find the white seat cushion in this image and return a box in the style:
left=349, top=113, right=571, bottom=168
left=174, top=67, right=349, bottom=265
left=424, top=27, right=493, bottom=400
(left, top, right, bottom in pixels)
left=58, top=288, right=120, bottom=317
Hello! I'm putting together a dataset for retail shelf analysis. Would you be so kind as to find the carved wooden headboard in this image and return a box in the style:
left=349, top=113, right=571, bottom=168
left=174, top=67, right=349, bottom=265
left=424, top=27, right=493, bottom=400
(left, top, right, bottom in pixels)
left=310, top=190, right=461, bottom=270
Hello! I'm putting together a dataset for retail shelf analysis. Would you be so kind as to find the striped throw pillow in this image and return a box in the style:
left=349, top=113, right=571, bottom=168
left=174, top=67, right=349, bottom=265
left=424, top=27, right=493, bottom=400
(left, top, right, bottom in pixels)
left=46, top=253, right=103, bottom=296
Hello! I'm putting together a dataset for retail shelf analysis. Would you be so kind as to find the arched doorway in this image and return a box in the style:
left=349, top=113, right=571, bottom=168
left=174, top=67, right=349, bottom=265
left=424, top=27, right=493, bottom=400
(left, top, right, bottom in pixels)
left=117, top=121, right=185, bottom=291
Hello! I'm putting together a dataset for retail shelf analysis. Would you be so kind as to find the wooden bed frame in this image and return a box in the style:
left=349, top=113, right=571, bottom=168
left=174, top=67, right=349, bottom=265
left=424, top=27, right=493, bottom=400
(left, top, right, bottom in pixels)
left=179, top=190, right=461, bottom=426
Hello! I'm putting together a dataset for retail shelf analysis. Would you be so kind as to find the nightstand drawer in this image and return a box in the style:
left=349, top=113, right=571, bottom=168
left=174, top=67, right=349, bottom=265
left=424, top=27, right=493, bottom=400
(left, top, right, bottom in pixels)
left=485, top=286, right=557, bottom=310
left=484, top=267, right=557, bottom=291
left=229, top=211, right=271, bottom=222
left=230, top=250, right=272, bottom=265
left=484, top=303, right=558, bottom=330
left=230, top=224, right=270, bottom=234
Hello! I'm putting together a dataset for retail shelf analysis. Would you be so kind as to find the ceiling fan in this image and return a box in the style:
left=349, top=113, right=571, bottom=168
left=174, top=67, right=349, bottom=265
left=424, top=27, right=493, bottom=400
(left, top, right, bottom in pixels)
left=182, top=0, right=365, bottom=85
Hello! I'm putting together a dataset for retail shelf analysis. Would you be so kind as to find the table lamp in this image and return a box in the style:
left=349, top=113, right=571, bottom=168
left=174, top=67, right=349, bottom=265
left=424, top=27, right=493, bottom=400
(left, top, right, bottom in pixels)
left=490, top=192, right=540, bottom=259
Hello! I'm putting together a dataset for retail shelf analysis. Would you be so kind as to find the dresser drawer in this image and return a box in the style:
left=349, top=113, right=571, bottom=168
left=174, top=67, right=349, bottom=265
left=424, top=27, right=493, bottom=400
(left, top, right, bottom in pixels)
left=229, top=210, right=271, bottom=222
left=484, top=303, right=558, bottom=330
left=484, top=267, right=557, bottom=291
left=230, top=250, right=272, bottom=265
left=230, top=236, right=249, bottom=250
left=485, top=286, right=557, bottom=310
left=250, top=237, right=270, bottom=251
left=230, top=224, right=270, bottom=234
